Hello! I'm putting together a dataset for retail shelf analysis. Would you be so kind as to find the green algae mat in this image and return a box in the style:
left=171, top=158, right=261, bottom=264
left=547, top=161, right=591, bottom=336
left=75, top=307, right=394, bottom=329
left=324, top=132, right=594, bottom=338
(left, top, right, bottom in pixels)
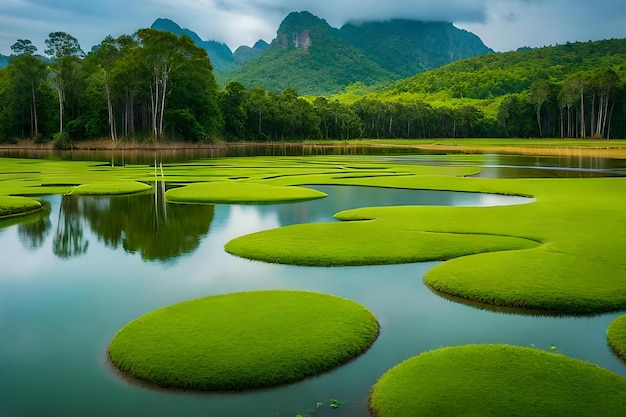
left=165, top=181, right=327, bottom=204
left=68, top=181, right=152, bottom=195
left=1, top=155, right=626, bottom=314
left=108, top=290, right=379, bottom=391
left=369, top=344, right=626, bottom=417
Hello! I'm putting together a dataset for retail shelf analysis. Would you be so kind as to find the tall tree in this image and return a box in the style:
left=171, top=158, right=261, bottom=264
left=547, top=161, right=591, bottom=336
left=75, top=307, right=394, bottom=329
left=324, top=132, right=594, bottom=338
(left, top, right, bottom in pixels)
left=9, top=39, right=47, bottom=139
left=90, top=36, right=120, bottom=141
left=528, top=79, right=551, bottom=137
left=44, top=32, right=84, bottom=133
left=11, top=39, right=37, bottom=56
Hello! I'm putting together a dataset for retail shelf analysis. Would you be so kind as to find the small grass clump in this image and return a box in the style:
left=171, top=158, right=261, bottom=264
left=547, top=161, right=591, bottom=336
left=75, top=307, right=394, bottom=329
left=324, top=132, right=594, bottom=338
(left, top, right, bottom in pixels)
left=0, top=196, right=42, bottom=218
left=165, top=181, right=327, bottom=204
left=108, top=290, right=379, bottom=391
left=607, top=315, right=626, bottom=360
left=369, top=344, right=626, bottom=417
left=67, top=181, right=152, bottom=196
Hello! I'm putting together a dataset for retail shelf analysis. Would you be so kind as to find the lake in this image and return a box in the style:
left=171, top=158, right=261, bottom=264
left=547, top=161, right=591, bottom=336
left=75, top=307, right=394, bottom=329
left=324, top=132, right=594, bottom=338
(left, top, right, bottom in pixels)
left=1, top=149, right=625, bottom=417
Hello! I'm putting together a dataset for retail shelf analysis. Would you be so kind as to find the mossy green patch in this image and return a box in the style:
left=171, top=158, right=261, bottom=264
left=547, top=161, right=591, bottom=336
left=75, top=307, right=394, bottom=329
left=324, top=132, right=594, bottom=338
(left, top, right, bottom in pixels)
left=225, top=221, right=538, bottom=266
left=108, top=290, right=379, bottom=391
left=369, top=344, right=626, bottom=417
left=607, top=315, right=626, bottom=360
left=0, top=195, right=42, bottom=218
left=2, top=155, right=626, bottom=314
left=226, top=176, right=626, bottom=314
left=68, top=181, right=152, bottom=195
left=165, top=181, right=327, bottom=204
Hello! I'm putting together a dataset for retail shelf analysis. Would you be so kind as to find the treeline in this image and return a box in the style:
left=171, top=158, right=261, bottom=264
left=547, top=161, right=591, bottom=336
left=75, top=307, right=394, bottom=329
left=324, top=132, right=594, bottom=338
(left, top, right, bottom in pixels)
left=1, top=30, right=626, bottom=144
left=0, top=31, right=221, bottom=146
left=220, top=69, right=626, bottom=140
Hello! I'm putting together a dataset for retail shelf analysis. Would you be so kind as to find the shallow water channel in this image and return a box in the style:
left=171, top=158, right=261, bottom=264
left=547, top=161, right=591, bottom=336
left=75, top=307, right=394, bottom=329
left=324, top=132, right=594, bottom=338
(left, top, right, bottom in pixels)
left=1, top=154, right=625, bottom=417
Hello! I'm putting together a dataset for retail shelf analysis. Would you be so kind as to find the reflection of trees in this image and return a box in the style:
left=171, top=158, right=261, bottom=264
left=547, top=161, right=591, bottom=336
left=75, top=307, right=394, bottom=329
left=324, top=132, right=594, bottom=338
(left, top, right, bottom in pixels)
left=80, top=183, right=214, bottom=262
left=53, top=196, right=89, bottom=259
left=17, top=202, right=52, bottom=251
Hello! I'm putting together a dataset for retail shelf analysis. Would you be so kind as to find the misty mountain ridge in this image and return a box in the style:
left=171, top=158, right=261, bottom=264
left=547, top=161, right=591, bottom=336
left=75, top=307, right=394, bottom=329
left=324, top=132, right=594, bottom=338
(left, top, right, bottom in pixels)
left=152, top=11, right=492, bottom=95
left=221, top=11, right=493, bottom=94
left=151, top=18, right=268, bottom=72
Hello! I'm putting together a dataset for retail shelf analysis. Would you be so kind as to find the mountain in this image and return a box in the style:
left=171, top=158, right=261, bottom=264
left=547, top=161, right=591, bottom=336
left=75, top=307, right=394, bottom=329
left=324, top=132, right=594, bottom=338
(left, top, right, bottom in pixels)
left=338, top=20, right=492, bottom=78
left=222, top=12, right=396, bottom=95
left=233, top=40, right=270, bottom=65
left=0, top=54, right=9, bottom=68
left=222, top=11, right=492, bottom=95
left=150, top=18, right=267, bottom=73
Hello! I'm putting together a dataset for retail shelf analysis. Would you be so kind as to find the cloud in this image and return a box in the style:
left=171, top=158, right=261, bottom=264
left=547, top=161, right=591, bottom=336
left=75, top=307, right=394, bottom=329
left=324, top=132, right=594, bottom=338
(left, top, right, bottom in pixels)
left=0, top=0, right=625, bottom=55
left=458, top=0, right=626, bottom=51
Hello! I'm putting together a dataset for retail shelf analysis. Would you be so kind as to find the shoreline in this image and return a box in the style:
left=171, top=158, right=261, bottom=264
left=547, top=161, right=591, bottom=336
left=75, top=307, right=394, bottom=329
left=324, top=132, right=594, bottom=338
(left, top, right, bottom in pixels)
left=2, top=139, right=626, bottom=159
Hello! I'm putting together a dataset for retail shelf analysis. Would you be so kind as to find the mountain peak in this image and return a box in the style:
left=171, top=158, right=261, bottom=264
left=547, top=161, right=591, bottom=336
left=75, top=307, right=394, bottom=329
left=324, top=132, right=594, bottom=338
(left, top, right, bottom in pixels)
left=276, top=11, right=332, bottom=50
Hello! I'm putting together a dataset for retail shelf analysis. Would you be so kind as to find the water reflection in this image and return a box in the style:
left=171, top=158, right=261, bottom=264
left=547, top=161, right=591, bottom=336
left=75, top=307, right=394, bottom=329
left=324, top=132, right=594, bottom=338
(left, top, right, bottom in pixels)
left=17, top=202, right=52, bottom=251
left=45, top=187, right=215, bottom=262
left=0, top=167, right=625, bottom=417
left=53, top=195, right=89, bottom=259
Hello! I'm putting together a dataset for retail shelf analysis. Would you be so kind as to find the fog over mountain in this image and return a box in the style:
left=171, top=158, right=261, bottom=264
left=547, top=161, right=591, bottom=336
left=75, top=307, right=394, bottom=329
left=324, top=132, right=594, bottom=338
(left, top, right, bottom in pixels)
left=1, top=0, right=626, bottom=55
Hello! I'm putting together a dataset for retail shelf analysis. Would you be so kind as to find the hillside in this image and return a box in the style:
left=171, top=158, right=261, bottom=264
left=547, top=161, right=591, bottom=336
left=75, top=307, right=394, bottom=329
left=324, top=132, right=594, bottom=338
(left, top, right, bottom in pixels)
left=0, top=54, right=8, bottom=68
left=338, top=20, right=491, bottom=78
left=222, top=12, right=396, bottom=95
left=386, top=38, right=626, bottom=100
left=221, top=11, right=492, bottom=95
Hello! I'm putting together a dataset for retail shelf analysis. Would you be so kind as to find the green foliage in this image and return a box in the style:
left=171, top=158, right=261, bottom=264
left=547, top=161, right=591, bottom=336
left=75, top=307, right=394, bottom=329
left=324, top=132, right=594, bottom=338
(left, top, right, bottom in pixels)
left=52, top=131, right=71, bottom=150
left=108, top=290, right=379, bottom=390
left=369, top=344, right=626, bottom=417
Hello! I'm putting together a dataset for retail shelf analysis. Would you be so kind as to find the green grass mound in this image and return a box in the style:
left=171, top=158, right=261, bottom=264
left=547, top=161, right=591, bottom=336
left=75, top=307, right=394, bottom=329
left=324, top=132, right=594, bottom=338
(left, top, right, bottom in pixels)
left=225, top=220, right=538, bottom=266
left=68, top=181, right=152, bottom=195
left=0, top=196, right=42, bottom=218
left=607, top=315, right=626, bottom=360
left=108, top=290, right=379, bottom=391
left=369, top=344, right=626, bottom=417
left=165, top=181, right=327, bottom=204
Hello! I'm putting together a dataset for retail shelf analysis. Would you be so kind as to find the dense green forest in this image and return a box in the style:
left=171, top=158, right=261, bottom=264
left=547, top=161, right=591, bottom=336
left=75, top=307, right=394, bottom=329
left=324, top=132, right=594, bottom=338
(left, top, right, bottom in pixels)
left=1, top=29, right=626, bottom=145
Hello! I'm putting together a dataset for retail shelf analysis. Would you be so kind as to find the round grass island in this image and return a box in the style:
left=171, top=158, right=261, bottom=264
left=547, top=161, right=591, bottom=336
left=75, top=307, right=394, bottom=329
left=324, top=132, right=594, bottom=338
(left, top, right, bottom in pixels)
left=607, top=315, right=626, bottom=361
left=108, top=290, right=379, bottom=391
left=369, top=344, right=626, bottom=417
left=68, top=181, right=152, bottom=196
left=0, top=195, right=43, bottom=218
left=165, top=181, right=327, bottom=204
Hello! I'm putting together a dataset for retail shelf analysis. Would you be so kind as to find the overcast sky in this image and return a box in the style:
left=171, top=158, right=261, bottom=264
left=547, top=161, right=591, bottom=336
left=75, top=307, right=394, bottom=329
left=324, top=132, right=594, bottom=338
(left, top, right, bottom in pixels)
left=1, top=0, right=626, bottom=55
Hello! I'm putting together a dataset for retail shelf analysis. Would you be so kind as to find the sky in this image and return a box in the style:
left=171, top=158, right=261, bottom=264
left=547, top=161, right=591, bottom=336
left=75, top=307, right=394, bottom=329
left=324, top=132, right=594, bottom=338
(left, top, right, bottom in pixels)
left=1, top=0, right=626, bottom=56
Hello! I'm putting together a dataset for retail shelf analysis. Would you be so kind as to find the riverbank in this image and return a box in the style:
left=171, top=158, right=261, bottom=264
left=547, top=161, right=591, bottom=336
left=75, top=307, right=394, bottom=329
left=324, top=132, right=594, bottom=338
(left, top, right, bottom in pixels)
left=3, top=138, right=626, bottom=158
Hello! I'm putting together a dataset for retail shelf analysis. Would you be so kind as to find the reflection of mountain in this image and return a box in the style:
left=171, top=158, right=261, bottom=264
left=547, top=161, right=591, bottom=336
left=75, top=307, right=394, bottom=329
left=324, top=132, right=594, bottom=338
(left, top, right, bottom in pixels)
left=78, top=189, right=214, bottom=262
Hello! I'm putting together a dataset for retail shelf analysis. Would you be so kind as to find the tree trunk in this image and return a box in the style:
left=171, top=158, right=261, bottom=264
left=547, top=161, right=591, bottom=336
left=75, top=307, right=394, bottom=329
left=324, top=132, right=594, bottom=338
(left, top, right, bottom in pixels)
left=104, top=71, right=115, bottom=141
left=31, top=80, right=38, bottom=138
left=57, top=87, right=64, bottom=133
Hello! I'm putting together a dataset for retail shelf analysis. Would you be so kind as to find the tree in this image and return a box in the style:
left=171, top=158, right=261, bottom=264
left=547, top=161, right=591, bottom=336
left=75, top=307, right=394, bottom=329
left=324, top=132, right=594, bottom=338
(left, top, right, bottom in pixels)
left=11, top=39, right=37, bottom=56
left=45, top=32, right=84, bottom=133
left=528, top=79, right=550, bottom=137
left=8, top=39, right=48, bottom=139
left=90, top=36, right=121, bottom=141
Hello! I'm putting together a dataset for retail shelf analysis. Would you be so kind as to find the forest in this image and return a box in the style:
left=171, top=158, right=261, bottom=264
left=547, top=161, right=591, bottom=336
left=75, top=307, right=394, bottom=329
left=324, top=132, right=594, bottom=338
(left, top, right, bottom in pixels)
left=1, top=30, right=626, bottom=145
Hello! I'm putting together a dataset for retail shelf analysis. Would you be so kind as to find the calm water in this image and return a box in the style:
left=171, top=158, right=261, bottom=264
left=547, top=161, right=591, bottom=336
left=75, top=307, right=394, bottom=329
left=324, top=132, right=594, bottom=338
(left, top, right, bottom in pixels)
left=1, top=152, right=625, bottom=417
